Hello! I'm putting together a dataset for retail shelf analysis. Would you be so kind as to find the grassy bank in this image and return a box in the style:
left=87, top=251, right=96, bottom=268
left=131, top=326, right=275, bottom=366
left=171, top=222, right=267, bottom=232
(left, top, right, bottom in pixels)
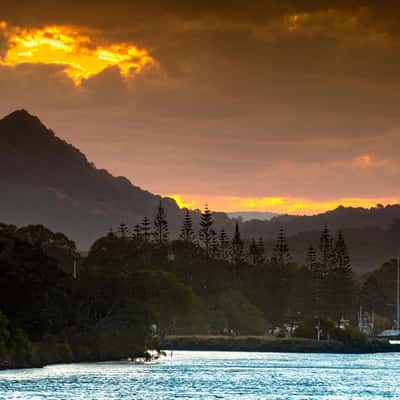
left=161, top=335, right=400, bottom=354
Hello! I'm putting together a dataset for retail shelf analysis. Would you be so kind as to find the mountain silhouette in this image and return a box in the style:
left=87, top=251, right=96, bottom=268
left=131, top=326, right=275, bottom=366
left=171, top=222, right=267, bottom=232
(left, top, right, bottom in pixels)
left=1, top=109, right=400, bottom=271
left=0, top=109, right=187, bottom=247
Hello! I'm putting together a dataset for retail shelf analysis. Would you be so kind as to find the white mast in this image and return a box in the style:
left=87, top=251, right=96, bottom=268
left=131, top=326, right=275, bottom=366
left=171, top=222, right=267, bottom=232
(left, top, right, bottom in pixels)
left=73, top=258, right=77, bottom=280
left=396, top=256, right=399, bottom=331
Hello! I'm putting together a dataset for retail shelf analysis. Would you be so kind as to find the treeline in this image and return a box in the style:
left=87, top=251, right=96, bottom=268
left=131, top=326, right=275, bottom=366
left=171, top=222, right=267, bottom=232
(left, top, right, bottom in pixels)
left=110, top=202, right=396, bottom=332
left=106, top=203, right=391, bottom=329
left=0, top=222, right=192, bottom=367
left=0, top=203, right=397, bottom=367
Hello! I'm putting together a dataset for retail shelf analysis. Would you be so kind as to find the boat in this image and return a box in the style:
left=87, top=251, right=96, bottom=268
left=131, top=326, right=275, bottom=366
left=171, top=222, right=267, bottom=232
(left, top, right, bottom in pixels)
left=377, top=259, right=400, bottom=344
left=377, top=329, right=400, bottom=338
left=128, top=357, right=160, bottom=365
left=127, top=350, right=164, bottom=364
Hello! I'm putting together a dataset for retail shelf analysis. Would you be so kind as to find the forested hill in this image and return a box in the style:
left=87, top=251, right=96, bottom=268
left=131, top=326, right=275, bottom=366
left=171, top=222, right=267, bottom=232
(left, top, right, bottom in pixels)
left=241, top=206, right=400, bottom=272
left=0, top=110, right=231, bottom=248
left=242, top=205, right=400, bottom=238
left=1, top=109, right=400, bottom=271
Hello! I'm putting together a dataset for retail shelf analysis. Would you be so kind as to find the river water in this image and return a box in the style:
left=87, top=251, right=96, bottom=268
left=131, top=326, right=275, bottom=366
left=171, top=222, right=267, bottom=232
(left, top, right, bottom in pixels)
left=0, top=351, right=399, bottom=399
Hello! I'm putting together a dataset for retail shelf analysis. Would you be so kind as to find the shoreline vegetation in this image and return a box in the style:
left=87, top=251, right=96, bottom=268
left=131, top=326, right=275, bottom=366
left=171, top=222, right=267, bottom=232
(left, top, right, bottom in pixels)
left=1, top=336, right=399, bottom=372
left=161, top=335, right=400, bottom=354
left=1, top=202, right=400, bottom=371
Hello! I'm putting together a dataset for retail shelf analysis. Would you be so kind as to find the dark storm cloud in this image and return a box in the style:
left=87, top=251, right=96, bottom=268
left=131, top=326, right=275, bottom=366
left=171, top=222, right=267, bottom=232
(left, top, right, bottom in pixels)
left=1, top=0, right=400, bottom=209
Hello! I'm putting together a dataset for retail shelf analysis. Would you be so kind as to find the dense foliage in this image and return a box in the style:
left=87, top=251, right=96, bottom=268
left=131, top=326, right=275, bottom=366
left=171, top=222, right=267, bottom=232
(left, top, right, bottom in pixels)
left=0, top=203, right=398, bottom=366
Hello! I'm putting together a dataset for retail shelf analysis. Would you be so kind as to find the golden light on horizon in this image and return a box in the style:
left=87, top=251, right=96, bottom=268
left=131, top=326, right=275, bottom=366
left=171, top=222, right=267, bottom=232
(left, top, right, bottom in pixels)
left=166, top=193, right=399, bottom=215
left=0, top=22, right=154, bottom=85
left=167, top=194, right=199, bottom=210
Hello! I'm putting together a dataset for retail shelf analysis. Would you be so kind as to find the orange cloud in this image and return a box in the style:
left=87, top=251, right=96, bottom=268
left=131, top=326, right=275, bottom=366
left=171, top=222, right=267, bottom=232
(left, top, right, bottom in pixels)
left=353, top=154, right=373, bottom=169
left=166, top=193, right=400, bottom=215
left=0, top=22, right=154, bottom=85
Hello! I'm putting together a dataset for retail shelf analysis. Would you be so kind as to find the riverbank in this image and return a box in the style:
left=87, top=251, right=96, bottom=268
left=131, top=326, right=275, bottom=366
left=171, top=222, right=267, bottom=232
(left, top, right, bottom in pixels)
left=0, top=348, right=154, bottom=371
left=2, top=335, right=398, bottom=371
left=161, top=335, right=400, bottom=354
left=0, top=360, right=43, bottom=371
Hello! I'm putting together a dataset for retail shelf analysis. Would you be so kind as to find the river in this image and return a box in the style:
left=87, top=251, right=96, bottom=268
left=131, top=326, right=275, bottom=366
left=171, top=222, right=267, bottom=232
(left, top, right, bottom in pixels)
left=1, top=351, right=399, bottom=399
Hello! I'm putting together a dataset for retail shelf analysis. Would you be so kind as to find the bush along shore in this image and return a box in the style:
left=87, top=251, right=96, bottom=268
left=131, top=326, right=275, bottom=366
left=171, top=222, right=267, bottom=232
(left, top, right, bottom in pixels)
left=2, top=203, right=400, bottom=370
left=161, top=335, right=400, bottom=354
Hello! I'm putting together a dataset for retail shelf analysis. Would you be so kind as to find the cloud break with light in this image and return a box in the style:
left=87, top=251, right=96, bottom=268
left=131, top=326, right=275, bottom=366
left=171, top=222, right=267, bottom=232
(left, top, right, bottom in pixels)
left=0, top=22, right=154, bottom=85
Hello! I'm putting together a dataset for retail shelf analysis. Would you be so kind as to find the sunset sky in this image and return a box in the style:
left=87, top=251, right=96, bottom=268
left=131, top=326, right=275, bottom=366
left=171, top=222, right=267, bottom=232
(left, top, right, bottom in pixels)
left=1, top=1, right=399, bottom=214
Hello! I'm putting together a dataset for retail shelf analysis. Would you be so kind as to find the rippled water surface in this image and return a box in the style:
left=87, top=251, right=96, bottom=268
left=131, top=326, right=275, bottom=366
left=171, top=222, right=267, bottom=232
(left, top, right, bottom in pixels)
left=1, top=351, right=400, bottom=399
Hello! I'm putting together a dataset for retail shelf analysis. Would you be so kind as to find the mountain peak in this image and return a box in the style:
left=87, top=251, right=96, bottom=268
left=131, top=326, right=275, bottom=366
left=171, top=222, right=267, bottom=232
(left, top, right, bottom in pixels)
left=2, top=108, right=37, bottom=122
left=0, top=109, right=185, bottom=248
left=1, top=109, right=47, bottom=136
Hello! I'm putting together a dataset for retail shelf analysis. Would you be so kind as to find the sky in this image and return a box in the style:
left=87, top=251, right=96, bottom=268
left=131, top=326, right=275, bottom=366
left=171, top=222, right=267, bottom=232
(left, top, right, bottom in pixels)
left=1, top=0, right=400, bottom=214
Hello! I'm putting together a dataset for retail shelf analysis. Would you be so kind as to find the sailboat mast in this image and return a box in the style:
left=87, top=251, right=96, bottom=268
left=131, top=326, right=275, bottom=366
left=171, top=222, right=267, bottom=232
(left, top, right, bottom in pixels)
left=73, top=258, right=77, bottom=280
left=397, top=257, right=400, bottom=331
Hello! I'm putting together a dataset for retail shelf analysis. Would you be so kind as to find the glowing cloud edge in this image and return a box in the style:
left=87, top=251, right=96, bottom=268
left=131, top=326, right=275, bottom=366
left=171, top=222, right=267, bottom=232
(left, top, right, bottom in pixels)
left=0, top=22, right=155, bottom=85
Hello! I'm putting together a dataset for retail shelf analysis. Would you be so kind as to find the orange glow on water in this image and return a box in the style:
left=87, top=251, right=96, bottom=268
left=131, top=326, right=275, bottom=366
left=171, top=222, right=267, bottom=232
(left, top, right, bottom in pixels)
left=0, top=22, right=154, bottom=85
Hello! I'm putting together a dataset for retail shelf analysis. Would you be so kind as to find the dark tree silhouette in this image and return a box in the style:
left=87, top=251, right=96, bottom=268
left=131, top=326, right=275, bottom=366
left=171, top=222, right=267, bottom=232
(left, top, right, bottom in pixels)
left=180, top=209, right=195, bottom=242
left=198, top=204, right=214, bottom=259
left=210, top=229, right=219, bottom=259
left=248, top=238, right=258, bottom=265
left=118, top=223, right=129, bottom=238
left=318, top=225, right=337, bottom=317
left=218, top=228, right=230, bottom=260
left=231, top=222, right=244, bottom=266
left=249, top=237, right=265, bottom=266
left=140, top=216, right=151, bottom=242
left=257, top=237, right=265, bottom=261
left=306, top=244, right=321, bottom=317
left=318, top=225, right=335, bottom=275
left=360, top=275, right=386, bottom=315
left=334, top=231, right=351, bottom=272
left=329, top=231, right=354, bottom=320
left=271, top=227, right=291, bottom=266
left=153, top=201, right=169, bottom=245
left=132, top=224, right=142, bottom=241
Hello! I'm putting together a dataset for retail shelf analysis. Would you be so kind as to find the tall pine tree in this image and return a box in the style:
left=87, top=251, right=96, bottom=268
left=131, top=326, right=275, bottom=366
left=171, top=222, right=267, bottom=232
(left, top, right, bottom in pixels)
left=210, top=229, right=219, bottom=259
left=180, top=209, right=195, bottom=242
left=231, top=222, right=244, bottom=266
left=318, top=225, right=335, bottom=275
left=153, top=201, right=169, bottom=245
left=257, top=237, right=265, bottom=263
left=318, top=225, right=335, bottom=317
left=334, top=231, right=351, bottom=273
left=248, top=238, right=259, bottom=265
left=248, top=237, right=265, bottom=266
left=330, top=231, right=354, bottom=320
left=306, top=245, right=321, bottom=317
left=271, top=227, right=291, bottom=266
left=218, top=228, right=230, bottom=260
left=132, top=224, right=142, bottom=241
left=118, top=223, right=129, bottom=238
left=140, top=216, right=151, bottom=242
left=199, top=204, right=214, bottom=259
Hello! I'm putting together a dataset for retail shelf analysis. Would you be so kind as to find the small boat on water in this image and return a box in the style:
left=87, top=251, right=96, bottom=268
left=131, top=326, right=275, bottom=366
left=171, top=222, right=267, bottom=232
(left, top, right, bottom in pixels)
left=377, top=330, right=400, bottom=345
left=128, top=357, right=159, bottom=365
left=128, top=350, right=164, bottom=364
left=377, top=329, right=400, bottom=338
